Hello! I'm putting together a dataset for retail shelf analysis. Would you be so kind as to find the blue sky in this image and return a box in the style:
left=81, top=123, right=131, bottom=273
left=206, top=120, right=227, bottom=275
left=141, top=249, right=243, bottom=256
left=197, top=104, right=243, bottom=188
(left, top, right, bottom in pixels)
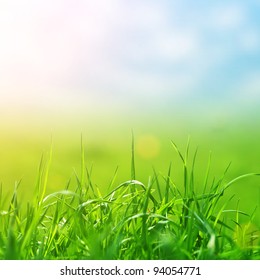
left=0, top=0, right=260, bottom=113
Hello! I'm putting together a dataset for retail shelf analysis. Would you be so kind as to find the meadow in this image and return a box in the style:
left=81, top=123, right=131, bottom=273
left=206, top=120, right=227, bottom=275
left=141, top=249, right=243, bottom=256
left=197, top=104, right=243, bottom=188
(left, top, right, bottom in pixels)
left=0, top=109, right=260, bottom=259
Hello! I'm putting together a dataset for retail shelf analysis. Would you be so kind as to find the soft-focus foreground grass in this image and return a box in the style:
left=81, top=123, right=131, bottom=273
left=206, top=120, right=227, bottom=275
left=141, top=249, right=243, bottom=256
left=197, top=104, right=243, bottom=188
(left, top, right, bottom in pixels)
left=0, top=136, right=260, bottom=260
left=0, top=130, right=260, bottom=259
left=0, top=109, right=260, bottom=259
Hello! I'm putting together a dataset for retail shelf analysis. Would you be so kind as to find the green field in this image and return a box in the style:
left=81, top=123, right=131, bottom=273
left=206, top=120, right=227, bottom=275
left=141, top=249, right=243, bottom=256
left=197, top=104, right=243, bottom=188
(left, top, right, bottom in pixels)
left=0, top=110, right=260, bottom=259
left=1, top=0, right=260, bottom=262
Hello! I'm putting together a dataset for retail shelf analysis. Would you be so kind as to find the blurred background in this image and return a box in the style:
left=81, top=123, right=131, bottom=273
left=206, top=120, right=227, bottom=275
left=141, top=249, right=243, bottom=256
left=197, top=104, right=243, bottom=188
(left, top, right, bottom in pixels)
left=1, top=0, right=260, bottom=223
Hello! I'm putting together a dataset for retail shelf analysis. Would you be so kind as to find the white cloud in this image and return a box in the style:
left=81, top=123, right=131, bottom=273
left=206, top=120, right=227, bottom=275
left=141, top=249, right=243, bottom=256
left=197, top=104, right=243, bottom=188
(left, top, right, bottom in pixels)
left=209, top=4, right=246, bottom=30
left=238, top=29, right=260, bottom=52
left=153, top=29, right=200, bottom=63
left=237, top=72, right=260, bottom=102
left=0, top=0, right=260, bottom=111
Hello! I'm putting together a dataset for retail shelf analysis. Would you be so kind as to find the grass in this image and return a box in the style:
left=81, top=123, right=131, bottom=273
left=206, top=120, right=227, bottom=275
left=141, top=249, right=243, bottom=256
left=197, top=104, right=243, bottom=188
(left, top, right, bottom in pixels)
left=0, top=138, right=260, bottom=260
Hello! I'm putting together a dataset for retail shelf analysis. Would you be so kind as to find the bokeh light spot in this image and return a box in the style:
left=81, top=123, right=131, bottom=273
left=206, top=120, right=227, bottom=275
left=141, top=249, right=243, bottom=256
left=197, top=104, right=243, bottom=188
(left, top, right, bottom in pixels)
left=136, top=134, right=160, bottom=159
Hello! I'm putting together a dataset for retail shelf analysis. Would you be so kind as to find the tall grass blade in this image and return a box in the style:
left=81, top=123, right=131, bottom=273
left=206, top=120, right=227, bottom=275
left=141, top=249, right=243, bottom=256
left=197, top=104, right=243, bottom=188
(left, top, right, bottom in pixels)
left=39, top=142, right=53, bottom=206
left=131, top=131, right=136, bottom=180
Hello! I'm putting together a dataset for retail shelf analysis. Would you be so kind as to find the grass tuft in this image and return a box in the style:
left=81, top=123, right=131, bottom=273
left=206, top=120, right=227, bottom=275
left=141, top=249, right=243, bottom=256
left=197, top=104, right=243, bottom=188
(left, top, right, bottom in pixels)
left=0, top=139, right=260, bottom=260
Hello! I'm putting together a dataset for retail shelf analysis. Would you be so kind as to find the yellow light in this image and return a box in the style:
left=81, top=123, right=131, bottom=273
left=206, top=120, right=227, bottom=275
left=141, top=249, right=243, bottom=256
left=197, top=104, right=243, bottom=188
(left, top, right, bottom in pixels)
left=136, top=134, right=160, bottom=159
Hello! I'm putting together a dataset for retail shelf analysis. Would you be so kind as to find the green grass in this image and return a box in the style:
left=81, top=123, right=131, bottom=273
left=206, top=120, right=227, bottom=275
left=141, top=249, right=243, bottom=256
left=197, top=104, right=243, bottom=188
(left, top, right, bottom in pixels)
left=0, top=138, right=260, bottom=260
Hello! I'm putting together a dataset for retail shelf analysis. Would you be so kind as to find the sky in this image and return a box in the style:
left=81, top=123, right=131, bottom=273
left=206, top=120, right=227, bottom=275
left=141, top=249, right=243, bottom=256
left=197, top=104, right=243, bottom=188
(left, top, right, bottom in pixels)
left=0, top=0, right=260, bottom=115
